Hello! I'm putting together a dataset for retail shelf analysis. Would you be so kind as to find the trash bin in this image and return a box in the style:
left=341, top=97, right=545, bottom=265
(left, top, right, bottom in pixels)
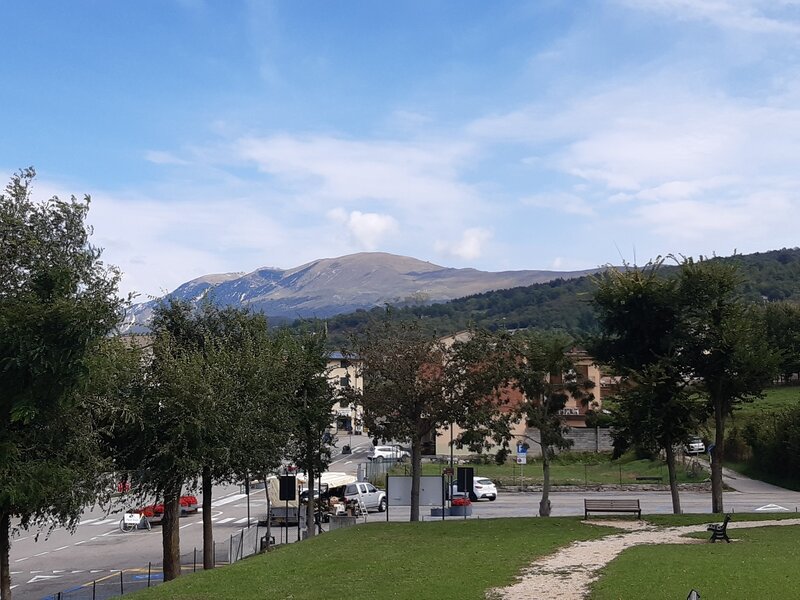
left=342, top=445, right=352, bottom=454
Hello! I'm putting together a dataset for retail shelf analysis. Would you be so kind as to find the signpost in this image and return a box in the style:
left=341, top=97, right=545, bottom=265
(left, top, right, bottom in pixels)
left=516, top=443, right=528, bottom=486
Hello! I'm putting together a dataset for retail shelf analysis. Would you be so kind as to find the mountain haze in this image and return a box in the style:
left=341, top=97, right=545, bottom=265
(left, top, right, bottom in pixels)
left=125, top=252, right=601, bottom=330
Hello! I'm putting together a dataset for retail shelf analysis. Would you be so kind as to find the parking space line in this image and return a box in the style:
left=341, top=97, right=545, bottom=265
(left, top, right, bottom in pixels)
left=216, top=517, right=235, bottom=524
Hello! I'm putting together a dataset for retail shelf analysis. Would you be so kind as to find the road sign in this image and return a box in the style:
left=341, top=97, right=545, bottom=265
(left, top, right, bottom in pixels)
left=516, top=455, right=527, bottom=465
left=516, top=443, right=527, bottom=455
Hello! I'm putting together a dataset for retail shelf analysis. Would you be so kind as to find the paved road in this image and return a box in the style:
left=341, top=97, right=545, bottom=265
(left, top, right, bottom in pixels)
left=10, top=443, right=800, bottom=599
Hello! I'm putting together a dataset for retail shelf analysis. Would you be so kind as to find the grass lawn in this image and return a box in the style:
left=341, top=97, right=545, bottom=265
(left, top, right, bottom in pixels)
left=389, top=455, right=706, bottom=486
left=590, top=523, right=800, bottom=599
left=128, top=518, right=612, bottom=600
left=733, top=386, right=800, bottom=422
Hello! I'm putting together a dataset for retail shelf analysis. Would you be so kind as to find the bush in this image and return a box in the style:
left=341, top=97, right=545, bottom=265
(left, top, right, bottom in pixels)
left=744, top=407, right=800, bottom=483
left=725, top=426, right=751, bottom=462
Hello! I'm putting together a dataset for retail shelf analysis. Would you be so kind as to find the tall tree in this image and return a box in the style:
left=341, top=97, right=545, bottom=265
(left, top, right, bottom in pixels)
left=0, top=169, right=123, bottom=599
left=761, top=301, right=800, bottom=383
left=678, top=258, right=779, bottom=513
left=591, top=262, right=700, bottom=514
left=499, top=331, right=594, bottom=517
left=353, top=321, right=510, bottom=521
left=282, top=330, right=337, bottom=538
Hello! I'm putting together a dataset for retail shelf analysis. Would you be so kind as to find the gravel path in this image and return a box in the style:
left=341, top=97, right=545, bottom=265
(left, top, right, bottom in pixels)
left=491, top=518, right=800, bottom=600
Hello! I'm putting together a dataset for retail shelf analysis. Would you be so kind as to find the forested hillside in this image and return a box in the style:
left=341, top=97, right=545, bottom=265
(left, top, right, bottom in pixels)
left=293, top=248, right=800, bottom=347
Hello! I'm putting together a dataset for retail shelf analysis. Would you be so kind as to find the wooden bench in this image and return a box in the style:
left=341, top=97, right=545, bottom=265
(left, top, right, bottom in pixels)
left=707, top=513, right=732, bottom=543
left=584, top=498, right=641, bottom=519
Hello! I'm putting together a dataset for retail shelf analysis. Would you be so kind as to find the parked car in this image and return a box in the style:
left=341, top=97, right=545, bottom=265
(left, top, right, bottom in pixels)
left=328, top=481, right=387, bottom=512
left=450, top=477, right=498, bottom=501
left=685, top=437, right=706, bottom=454
left=367, top=445, right=410, bottom=462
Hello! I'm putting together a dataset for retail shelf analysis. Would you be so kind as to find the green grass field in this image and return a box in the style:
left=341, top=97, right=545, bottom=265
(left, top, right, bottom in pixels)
left=733, top=385, right=800, bottom=422
left=128, top=515, right=800, bottom=600
left=590, top=523, right=800, bottom=599
left=389, top=455, right=706, bottom=486
left=127, top=518, right=612, bottom=600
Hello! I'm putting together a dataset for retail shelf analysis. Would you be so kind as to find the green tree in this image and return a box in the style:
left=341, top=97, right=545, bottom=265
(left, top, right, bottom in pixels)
left=591, top=262, right=700, bottom=514
left=282, top=330, right=337, bottom=538
left=678, top=258, right=780, bottom=513
left=0, top=169, right=123, bottom=599
left=352, top=321, right=510, bottom=521
left=761, top=301, right=800, bottom=383
left=500, top=331, right=594, bottom=516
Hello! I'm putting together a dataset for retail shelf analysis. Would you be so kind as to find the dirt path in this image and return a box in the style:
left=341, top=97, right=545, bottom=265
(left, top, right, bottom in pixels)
left=491, top=518, right=800, bottom=600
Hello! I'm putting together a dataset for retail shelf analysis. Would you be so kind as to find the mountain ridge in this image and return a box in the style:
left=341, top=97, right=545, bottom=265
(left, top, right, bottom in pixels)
left=125, top=252, right=602, bottom=331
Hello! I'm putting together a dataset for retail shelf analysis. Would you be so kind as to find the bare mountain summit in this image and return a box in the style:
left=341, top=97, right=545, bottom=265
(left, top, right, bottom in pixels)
left=124, top=252, right=600, bottom=330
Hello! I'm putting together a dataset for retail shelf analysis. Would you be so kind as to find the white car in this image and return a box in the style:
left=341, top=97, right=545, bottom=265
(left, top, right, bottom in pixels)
left=450, top=477, right=498, bottom=501
left=367, top=445, right=410, bottom=462
left=685, top=437, right=706, bottom=454
left=326, top=481, right=387, bottom=512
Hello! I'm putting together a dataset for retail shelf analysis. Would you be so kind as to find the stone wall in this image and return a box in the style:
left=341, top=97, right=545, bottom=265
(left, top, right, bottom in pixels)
left=562, top=427, right=614, bottom=453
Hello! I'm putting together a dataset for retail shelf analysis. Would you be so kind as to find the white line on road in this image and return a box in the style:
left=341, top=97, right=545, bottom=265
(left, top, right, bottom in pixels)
left=90, top=569, right=103, bottom=573
left=53, top=570, right=65, bottom=573
left=180, top=523, right=195, bottom=529
left=211, top=494, right=247, bottom=507
left=74, top=540, right=86, bottom=545
left=80, top=518, right=100, bottom=525
left=93, top=518, right=117, bottom=525
left=345, top=460, right=352, bottom=464
left=14, top=557, right=29, bottom=563
left=34, top=552, right=49, bottom=557
left=216, top=517, right=235, bottom=524
left=71, top=570, right=85, bottom=574
left=54, top=546, right=70, bottom=551
left=234, top=518, right=251, bottom=525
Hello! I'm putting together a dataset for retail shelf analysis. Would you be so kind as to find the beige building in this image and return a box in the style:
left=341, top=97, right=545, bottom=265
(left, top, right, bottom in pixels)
left=327, top=351, right=365, bottom=436
left=429, top=335, right=604, bottom=458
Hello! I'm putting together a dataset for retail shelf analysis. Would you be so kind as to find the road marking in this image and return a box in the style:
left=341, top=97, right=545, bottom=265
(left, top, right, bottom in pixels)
left=211, top=494, right=247, bottom=507
left=71, top=570, right=85, bottom=574
left=234, top=517, right=250, bottom=524
left=100, top=530, right=115, bottom=537
left=90, top=569, right=103, bottom=573
left=217, top=517, right=235, bottom=524
left=345, top=460, right=352, bottom=464
left=54, top=546, right=70, bottom=551
left=180, top=523, right=194, bottom=529
left=27, top=574, right=61, bottom=584
left=10, top=572, right=21, bottom=575
left=14, top=557, right=30, bottom=563
left=34, top=552, right=49, bottom=557
left=30, top=570, right=42, bottom=574
left=755, top=503, right=789, bottom=511
left=80, top=518, right=101, bottom=525
left=74, top=540, right=86, bottom=545
left=53, top=570, right=65, bottom=573
left=93, top=518, right=117, bottom=525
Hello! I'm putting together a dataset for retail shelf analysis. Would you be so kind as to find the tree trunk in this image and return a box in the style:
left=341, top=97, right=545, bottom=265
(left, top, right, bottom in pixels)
left=202, top=466, right=214, bottom=569
left=263, top=473, right=272, bottom=551
left=162, top=486, right=182, bottom=581
left=711, top=396, right=725, bottom=513
left=410, top=435, right=422, bottom=522
left=305, top=454, right=315, bottom=539
left=664, top=443, right=681, bottom=514
left=539, top=451, right=552, bottom=517
left=1, top=511, right=11, bottom=600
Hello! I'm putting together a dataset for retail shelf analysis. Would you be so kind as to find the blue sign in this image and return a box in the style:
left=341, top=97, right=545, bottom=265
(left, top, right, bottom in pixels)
left=516, top=443, right=527, bottom=455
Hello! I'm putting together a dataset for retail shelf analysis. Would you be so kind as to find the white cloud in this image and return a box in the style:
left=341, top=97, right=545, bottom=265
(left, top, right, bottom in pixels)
left=328, top=208, right=398, bottom=250
left=435, top=228, right=493, bottom=261
left=616, top=0, right=800, bottom=35
left=235, top=135, right=477, bottom=211
left=522, top=193, right=596, bottom=217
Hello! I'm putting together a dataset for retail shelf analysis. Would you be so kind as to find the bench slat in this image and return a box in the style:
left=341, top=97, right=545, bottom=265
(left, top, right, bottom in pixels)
left=584, top=498, right=641, bottom=519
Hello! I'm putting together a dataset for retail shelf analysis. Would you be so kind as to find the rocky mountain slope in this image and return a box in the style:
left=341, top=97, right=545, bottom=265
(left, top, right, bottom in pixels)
left=124, top=252, right=601, bottom=330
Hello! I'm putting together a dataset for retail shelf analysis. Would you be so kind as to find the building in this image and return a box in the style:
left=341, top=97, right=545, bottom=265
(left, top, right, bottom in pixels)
left=327, top=351, right=365, bottom=436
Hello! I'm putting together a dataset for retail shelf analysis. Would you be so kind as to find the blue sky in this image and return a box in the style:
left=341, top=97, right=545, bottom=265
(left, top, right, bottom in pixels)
left=4, top=1, right=800, bottom=299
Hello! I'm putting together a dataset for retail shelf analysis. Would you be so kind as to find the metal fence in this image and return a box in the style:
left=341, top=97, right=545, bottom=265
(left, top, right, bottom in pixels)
left=40, top=524, right=269, bottom=600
